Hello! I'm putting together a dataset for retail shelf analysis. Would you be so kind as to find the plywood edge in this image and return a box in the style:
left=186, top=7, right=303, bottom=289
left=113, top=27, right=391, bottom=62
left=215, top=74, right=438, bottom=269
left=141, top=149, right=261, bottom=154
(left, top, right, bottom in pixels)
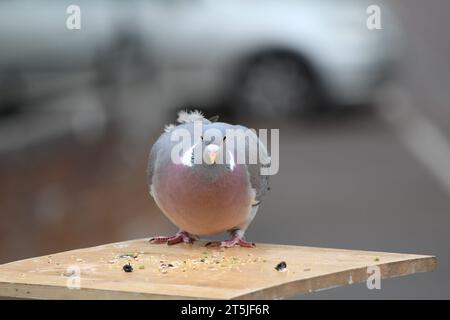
left=231, top=255, right=437, bottom=299
left=0, top=281, right=207, bottom=300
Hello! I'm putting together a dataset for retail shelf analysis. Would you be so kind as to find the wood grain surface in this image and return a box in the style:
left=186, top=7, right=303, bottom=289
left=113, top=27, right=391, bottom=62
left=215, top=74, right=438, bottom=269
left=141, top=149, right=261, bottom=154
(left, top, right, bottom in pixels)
left=0, top=239, right=436, bottom=299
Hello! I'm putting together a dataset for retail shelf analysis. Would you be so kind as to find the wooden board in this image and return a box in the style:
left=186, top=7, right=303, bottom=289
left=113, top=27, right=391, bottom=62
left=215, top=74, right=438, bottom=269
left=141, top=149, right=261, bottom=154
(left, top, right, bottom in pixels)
left=0, top=239, right=436, bottom=299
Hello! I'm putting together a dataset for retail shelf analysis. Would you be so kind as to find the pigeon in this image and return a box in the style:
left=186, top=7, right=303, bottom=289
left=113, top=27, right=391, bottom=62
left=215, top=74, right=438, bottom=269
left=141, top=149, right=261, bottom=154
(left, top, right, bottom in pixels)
left=147, top=110, right=270, bottom=247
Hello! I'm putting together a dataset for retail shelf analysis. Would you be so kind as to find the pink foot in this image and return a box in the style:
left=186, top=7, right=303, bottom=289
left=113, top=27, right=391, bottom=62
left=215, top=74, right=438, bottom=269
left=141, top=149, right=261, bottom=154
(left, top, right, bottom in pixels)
left=149, top=231, right=194, bottom=245
left=206, top=236, right=255, bottom=248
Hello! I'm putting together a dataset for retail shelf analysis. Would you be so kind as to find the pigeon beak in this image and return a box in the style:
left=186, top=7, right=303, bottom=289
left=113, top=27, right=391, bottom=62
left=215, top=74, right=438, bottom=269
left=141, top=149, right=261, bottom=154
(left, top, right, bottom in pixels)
left=208, top=151, right=218, bottom=164
left=205, top=144, right=220, bottom=164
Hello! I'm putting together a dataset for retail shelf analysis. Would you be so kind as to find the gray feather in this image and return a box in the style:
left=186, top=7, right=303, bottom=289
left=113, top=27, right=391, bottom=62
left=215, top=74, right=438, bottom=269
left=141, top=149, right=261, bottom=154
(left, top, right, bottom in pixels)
left=234, top=125, right=270, bottom=203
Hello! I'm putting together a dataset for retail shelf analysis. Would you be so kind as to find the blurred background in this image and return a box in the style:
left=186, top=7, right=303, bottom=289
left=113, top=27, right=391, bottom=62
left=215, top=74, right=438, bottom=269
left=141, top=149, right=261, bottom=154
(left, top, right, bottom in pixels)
left=1, top=0, right=449, bottom=299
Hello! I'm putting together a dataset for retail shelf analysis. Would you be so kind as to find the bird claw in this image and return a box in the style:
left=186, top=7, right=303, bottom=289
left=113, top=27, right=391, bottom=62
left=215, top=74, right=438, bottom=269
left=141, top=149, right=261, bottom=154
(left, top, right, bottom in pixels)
left=149, top=231, right=194, bottom=245
left=205, top=237, right=255, bottom=248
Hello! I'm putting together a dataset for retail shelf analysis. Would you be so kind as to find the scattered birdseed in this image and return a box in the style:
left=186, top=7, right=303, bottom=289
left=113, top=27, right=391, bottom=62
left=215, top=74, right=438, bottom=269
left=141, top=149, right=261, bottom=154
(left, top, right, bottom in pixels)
left=138, top=265, right=145, bottom=270
left=275, top=261, right=287, bottom=272
left=374, top=257, right=380, bottom=262
left=123, top=263, right=133, bottom=273
left=304, top=268, right=311, bottom=272
left=76, top=258, right=83, bottom=263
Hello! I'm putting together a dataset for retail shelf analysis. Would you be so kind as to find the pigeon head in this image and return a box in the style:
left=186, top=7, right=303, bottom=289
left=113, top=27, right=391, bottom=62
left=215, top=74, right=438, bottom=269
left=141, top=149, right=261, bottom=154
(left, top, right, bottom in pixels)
left=178, top=123, right=237, bottom=180
left=200, top=133, right=227, bottom=165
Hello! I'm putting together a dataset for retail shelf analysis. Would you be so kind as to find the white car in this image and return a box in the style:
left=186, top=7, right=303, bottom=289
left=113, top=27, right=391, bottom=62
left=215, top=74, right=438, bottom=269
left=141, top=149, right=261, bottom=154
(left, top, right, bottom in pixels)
left=0, top=0, right=401, bottom=116
left=134, top=0, right=401, bottom=116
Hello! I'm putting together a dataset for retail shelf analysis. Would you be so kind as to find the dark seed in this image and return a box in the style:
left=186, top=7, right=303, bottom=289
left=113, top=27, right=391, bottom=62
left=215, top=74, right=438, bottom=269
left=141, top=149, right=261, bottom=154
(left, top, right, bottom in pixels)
left=123, top=263, right=133, bottom=273
left=275, top=261, right=287, bottom=271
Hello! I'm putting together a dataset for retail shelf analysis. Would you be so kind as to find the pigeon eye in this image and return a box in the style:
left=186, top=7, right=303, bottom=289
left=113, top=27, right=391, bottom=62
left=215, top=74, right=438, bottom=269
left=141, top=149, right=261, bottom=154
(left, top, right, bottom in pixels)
left=223, top=136, right=226, bottom=141
left=200, top=136, right=203, bottom=141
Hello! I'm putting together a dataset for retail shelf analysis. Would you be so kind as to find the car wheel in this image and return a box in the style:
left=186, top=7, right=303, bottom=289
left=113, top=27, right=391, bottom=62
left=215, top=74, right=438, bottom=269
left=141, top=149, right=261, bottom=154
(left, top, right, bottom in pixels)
left=0, top=71, right=26, bottom=115
left=234, top=55, right=317, bottom=118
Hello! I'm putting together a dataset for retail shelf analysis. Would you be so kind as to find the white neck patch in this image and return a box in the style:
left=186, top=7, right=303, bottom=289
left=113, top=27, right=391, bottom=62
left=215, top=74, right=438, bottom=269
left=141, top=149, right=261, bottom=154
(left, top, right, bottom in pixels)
left=227, top=150, right=236, bottom=171
left=181, top=143, right=196, bottom=167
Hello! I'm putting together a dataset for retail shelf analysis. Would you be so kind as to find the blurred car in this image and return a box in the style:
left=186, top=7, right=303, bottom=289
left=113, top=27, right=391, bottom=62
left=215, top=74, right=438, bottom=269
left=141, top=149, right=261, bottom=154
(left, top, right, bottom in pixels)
left=0, top=0, right=401, bottom=116
left=135, top=0, right=401, bottom=116
left=0, top=0, right=139, bottom=112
